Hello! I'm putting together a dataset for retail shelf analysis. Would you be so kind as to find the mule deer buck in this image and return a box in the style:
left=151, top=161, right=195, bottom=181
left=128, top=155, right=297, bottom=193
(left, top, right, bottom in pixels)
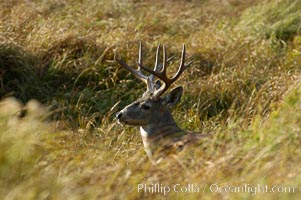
left=115, top=43, right=205, bottom=163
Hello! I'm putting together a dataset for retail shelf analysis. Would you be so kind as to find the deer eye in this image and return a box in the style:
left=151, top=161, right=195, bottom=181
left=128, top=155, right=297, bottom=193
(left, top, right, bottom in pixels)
left=141, top=104, right=151, bottom=110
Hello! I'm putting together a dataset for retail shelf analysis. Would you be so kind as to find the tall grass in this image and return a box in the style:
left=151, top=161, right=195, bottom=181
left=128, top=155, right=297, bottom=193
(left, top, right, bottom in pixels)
left=0, top=0, right=301, bottom=199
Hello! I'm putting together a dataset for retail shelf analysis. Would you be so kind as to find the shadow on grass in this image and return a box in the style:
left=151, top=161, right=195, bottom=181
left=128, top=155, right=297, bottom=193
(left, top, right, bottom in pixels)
left=0, top=37, right=135, bottom=128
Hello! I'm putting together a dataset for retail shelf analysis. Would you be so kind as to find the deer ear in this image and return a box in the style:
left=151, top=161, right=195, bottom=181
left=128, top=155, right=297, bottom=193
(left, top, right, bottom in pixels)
left=164, top=86, right=183, bottom=106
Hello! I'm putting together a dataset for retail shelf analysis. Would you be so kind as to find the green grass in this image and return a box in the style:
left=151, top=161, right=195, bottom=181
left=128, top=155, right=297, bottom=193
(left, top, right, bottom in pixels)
left=0, top=0, right=301, bottom=199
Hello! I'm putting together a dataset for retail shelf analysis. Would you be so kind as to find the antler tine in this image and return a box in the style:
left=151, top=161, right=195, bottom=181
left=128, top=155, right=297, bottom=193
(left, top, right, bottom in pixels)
left=149, top=44, right=162, bottom=85
left=137, top=42, right=155, bottom=91
left=154, top=44, right=161, bottom=71
left=115, top=43, right=149, bottom=86
left=180, top=44, right=185, bottom=67
left=138, top=41, right=143, bottom=66
left=115, top=56, right=149, bottom=83
left=167, top=55, right=175, bottom=62
left=171, top=44, right=193, bottom=80
left=162, top=44, right=167, bottom=74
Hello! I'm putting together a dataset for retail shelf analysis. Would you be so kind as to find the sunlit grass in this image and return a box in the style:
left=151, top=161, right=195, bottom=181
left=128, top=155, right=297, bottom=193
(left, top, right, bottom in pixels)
left=0, top=0, right=301, bottom=199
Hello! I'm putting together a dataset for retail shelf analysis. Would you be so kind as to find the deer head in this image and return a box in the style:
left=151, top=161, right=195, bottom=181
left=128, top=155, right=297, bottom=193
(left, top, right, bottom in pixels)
left=115, top=42, right=192, bottom=130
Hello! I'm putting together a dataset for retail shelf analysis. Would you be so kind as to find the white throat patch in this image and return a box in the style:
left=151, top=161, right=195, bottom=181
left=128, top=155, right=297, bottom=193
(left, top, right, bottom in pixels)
left=140, top=127, right=149, bottom=137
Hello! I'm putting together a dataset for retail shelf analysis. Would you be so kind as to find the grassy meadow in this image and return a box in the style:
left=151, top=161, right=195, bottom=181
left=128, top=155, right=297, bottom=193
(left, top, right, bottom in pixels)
left=1, top=0, right=301, bottom=199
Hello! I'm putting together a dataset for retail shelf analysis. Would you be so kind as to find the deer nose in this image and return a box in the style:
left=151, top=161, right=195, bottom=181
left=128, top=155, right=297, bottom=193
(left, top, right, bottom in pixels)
left=116, top=112, right=123, bottom=119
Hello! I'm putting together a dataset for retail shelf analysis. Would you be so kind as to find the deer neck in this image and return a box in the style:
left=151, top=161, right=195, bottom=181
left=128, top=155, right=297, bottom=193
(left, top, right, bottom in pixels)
left=139, top=111, right=183, bottom=142
left=139, top=111, right=184, bottom=160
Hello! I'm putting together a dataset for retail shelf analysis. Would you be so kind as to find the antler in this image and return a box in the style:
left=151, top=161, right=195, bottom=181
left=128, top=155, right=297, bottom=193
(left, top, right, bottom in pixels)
left=115, top=42, right=192, bottom=100
left=115, top=42, right=166, bottom=92
left=138, top=44, right=193, bottom=99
